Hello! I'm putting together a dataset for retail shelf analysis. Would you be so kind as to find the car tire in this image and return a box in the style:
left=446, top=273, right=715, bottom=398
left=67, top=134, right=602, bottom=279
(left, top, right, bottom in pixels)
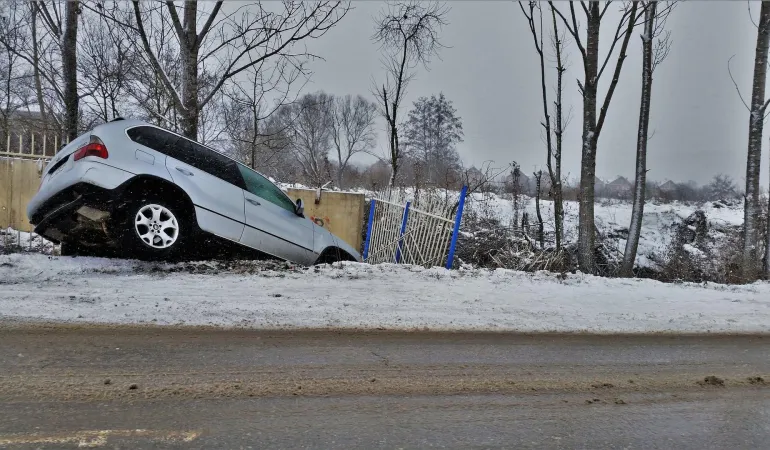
left=314, top=247, right=354, bottom=265
left=60, top=241, right=79, bottom=257
left=116, top=194, right=191, bottom=261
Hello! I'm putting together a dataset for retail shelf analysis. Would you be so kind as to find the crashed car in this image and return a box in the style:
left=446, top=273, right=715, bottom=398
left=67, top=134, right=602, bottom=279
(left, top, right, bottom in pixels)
left=27, top=118, right=361, bottom=265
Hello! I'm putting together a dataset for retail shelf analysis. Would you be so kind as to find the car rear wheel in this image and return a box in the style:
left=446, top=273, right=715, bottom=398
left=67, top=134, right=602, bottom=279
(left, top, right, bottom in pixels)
left=117, top=196, right=190, bottom=260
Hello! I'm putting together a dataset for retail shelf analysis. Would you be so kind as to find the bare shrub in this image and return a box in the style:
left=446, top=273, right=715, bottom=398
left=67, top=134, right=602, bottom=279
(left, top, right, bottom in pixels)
left=658, top=210, right=745, bottom=284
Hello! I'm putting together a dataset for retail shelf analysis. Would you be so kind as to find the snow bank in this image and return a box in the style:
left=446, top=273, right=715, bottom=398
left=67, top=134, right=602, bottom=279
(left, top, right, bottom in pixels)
left=1, top=254, right=768, bottom=333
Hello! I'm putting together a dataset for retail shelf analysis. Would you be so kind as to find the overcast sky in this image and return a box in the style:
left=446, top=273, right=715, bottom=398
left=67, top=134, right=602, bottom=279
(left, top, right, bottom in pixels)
left=300, top=1, right=769, bottom=187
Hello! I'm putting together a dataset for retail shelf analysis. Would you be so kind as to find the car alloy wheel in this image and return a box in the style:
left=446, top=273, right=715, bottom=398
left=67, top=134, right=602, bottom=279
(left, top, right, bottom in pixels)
left=134, top=204, right=179, bottom=249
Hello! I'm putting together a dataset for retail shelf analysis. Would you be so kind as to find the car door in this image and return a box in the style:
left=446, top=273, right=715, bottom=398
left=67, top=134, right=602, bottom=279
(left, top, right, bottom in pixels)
left=236, top=164, right=316, bottom=264
left=159, top=133, right=246, bottom=242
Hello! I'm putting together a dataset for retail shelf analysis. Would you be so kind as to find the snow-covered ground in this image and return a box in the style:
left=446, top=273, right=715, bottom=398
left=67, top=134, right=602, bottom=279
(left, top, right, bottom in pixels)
left=464, top=193, right=744, bottom=269
left=1, top=253, right=768, bottom=333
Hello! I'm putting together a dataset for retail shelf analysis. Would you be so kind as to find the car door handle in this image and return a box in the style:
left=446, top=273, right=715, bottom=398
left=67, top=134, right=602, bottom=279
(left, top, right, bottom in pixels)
left=175, top=167, right=194, bottom=176
left=246, top=198, right=261, bottom=206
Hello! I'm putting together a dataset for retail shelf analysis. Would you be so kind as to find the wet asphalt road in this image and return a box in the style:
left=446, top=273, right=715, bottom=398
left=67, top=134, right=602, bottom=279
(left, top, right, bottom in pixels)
left=0, top=327, right=768, bottom=449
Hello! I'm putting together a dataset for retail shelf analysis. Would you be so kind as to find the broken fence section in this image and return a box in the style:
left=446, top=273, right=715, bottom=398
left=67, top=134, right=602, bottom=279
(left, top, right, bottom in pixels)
left=363, top=186, right=467, bottom=269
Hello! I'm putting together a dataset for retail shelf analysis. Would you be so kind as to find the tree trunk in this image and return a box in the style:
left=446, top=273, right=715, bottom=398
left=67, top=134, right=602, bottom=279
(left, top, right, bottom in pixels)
left=577, top=3, right=601, bottom=273
left=512, top=166, right=521, bottom=232
left=551, top=5, right=565, bottom=251
left=622, top=1, right=657, bottom=277
left=523, top=2, right=559, bottom=251
left=179, top=1, right=199, bottom=140
left=388, top=113, right=400, bottom=186
left=62, top=1, right=79, bottom=142
left=337, top=165, right=345, bottom=190
left=534, top=171, right=544, bottom=248
left=30, top=4, right=47, bottom=129
left=743, top=2, right=770, bottom=281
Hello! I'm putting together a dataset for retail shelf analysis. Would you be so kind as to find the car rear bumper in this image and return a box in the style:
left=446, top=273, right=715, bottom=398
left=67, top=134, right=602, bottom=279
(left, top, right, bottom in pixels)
left=29, top=182, right=123, bottom=243
left=27, top=159, right=134, bottom=223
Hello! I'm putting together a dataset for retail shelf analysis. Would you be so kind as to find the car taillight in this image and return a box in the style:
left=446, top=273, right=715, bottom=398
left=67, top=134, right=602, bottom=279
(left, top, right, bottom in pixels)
left=73, top=135, right=108, bottom=161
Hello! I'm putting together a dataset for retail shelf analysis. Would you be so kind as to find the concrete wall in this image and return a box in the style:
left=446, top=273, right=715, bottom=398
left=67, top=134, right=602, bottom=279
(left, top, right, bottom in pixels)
left=0, top=160, right=366, bottom=252
left=287, top=188, right=366, bottom=252
left=1, top=158, right=42, bottom=232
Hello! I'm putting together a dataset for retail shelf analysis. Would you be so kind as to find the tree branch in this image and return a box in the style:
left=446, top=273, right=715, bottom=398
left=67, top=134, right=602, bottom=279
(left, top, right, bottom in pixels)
left=164, top=1, right=186, bottom=46
left=728, top=54, right=751, bottom=112
left=131, top=1, right=185, bottom=112
left=595, top=1, right=639, bottom=137
left=197, top=1, right=223, bottom=43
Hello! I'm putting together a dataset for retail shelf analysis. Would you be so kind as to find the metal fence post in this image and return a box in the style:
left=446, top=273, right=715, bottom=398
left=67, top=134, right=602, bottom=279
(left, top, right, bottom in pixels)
left=445, top=185, right=468, bottom=269
left=395, top=201, right=411, bottom=263
left=362, top=199, right=376, bottom=261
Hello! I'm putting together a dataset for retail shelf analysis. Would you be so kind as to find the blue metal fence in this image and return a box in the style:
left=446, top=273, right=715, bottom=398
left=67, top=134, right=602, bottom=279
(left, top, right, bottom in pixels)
left=363, top=187, right=468, bottom=269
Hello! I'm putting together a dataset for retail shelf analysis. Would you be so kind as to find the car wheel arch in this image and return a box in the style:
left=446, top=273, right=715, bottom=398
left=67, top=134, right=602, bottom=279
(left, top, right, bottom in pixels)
left=117, top=175, right=196, bottom=222
left=315, top=246, right=356, bottom=265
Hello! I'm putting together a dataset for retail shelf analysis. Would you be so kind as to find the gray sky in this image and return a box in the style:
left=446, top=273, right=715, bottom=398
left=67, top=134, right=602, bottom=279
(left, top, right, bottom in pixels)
left=302, top=1, right=768, bottom=186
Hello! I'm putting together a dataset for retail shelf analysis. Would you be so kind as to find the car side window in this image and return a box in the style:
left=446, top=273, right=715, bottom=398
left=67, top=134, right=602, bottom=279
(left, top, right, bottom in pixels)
left=237, top=165, right=296, bottom=213
left=128, top=126, right=244, bottom=189
left=179, top=140, right=245, bottom=189
left=127, top=126, right=179, bottom=155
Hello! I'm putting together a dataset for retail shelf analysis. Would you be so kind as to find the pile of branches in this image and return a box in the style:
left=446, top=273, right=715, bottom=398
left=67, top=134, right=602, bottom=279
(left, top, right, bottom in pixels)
left=456, top=215, right=570, bottom=272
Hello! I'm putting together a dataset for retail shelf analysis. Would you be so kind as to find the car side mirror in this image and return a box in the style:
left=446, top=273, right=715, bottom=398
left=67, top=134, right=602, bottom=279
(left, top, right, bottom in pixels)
left=295, top=198, right=305, bottom=216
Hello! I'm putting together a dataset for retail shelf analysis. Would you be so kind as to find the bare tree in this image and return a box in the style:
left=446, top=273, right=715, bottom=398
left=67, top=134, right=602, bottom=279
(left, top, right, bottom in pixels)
left=220, top=61, right=301, bottom=181
left=549, top=4, right=569, bottom=251
left=278, top=91, right=335, bottom=187
left=0, top=1, right=33, bottom=141
left=0, top=0, right=71, bottom=138
left=372, top=0, right=449, bottom=186
left=551, top=1, right=647, bottom=272
left=12, top=1, right=67, bottom=136
left=79, top=11, right=130, bottom=124
left=621, top=1, right=674, bottom=276
left=519, top=2, right=571, bottom=250
left=330, top=94, right=377, bottom=189
left=729, top=3, right=770, bottom=280
left=116, top=1, right=349, bottom=140
left=706, top=174, right=739, bottom=201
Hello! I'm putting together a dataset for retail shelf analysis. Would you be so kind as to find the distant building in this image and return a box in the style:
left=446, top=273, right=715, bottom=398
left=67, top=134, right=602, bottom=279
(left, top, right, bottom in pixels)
left=658, top=180, right=680, bottom=194
left=606, top=176, right=633, bottom=198
left=594, top=177, right=607, bottom=191
left=503, top=170, right=531, bottom=195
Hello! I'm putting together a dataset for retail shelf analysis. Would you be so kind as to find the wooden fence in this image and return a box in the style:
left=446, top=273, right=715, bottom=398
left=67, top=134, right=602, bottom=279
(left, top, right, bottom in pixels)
left=1, top=158, right=45, bottom=232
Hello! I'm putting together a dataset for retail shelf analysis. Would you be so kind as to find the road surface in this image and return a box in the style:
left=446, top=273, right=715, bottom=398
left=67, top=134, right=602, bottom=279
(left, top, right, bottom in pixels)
left=0, top=326, right=768, bottom=448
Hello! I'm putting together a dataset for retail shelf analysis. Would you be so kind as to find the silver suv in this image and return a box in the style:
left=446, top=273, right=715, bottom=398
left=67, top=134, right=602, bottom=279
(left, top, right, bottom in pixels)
left=27, top=118, right=361, bottom=265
